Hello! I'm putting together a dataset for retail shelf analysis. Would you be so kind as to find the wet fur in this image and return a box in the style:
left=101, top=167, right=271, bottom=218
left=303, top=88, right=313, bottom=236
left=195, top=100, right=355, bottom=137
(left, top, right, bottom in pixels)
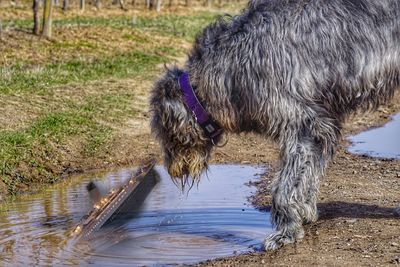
left=150, top=0, right=400, bottom=250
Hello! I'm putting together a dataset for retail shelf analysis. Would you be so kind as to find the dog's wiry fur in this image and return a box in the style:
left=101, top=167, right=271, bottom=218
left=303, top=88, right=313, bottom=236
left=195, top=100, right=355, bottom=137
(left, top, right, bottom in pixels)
left=150, top=0, right=400, bottom=250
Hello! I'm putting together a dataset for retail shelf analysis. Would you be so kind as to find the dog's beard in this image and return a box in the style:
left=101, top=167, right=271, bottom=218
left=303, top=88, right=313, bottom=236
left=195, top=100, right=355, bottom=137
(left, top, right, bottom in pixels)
left=166, top=149, right=208, bottom=188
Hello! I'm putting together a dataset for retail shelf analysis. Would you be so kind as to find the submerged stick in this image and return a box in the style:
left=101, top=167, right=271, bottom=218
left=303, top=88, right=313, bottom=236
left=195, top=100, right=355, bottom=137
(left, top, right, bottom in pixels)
left=71, top=158, right=158, bottom=240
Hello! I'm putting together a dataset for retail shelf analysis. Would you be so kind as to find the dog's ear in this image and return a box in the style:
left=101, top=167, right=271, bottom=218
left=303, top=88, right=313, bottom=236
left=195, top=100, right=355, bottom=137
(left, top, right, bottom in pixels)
left=160, top=97, right=198, bottom=146
left=150, top=67, right=209, bottom=149
left=155, top=67, right=183, bottom=99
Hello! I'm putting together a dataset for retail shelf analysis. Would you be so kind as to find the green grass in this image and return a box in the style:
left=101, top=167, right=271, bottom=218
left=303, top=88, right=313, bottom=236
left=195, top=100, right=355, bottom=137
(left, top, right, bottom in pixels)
left=3, top=11, right=222, bottom=41
left=1, top=11, right=220, bottom=94
left=1, top=111, right=108, bottom=193
left=0, top=80, right=146, bottom=194
left=0, top=50, right=167, bottom=94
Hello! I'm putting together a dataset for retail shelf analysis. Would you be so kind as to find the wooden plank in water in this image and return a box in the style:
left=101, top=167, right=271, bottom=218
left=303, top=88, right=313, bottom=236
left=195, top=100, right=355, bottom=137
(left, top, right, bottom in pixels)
left=71, top=158, right=158, bottom=240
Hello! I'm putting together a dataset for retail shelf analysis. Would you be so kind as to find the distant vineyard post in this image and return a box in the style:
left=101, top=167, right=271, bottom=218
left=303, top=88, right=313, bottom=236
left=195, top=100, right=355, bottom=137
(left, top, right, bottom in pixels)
left=42, top=0, right=53, bottom=38
left=149, top=0, right=161, bottom=11
left=0, top=19, right=3, bottom=40
left=80, top=0, right=85, bottom=11
left=118, top=0, right=125, bottom=10
left=62, top=0, right=69, bottom=10
left=155, top=0, right=161, bottom=12
left=33, top=0, right=40, bottom=35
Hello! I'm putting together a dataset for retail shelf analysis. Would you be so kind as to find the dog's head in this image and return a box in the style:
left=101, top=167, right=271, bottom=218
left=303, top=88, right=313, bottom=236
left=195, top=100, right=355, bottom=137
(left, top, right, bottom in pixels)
left=150, top=67, right=213, bottom=184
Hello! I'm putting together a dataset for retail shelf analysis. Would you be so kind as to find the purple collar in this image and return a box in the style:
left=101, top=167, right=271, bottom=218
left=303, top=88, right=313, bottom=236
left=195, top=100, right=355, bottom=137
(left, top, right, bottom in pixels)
left=178, top=72, right=223, bottom=145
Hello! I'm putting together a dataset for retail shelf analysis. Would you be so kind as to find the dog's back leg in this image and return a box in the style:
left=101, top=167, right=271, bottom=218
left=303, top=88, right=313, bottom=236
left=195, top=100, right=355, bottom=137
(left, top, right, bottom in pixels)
left=264, top=118, right=338, bottom=250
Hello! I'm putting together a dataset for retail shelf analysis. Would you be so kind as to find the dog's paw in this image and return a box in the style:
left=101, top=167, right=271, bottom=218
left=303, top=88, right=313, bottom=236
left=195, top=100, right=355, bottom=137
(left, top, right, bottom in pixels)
left=303, top=210, right=319, bottom=224
left=263, top=228, right=304, bottom=251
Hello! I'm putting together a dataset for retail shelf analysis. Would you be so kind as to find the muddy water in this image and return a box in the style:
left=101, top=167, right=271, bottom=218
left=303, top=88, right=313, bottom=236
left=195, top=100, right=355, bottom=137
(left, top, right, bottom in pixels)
left=0, top=165, right=272, bottom=266
left=348, top=113, right=400, bottom=159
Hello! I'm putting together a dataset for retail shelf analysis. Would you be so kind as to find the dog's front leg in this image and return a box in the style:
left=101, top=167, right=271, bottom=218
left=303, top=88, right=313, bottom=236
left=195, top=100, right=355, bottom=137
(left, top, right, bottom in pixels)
left=264, top=134, right=332, bottom=250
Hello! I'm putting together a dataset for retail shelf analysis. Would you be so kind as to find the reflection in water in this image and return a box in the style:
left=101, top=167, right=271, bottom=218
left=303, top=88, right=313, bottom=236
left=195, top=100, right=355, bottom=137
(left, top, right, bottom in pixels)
left=0, top=165, right=272, bottom=266
left=348, top=113, right=400, bottom=159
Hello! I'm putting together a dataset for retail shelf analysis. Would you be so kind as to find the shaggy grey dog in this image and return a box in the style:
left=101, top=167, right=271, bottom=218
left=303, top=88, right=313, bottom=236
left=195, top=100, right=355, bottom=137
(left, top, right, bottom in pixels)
left=150, top=0, right=400, bottom=250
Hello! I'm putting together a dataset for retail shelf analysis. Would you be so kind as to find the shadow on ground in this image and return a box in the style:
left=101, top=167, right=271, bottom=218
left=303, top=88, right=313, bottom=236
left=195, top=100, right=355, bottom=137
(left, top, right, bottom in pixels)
left=258, top=201, right=399, bottom=220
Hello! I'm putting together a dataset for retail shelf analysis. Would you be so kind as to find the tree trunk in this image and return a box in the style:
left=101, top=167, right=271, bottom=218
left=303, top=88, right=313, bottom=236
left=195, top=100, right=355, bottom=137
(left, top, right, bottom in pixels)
left=0, top=20, right=3, bottom=41
left=62, top=0, right=69, bottom=10
left=95, top=0, right=101, bottom=9
left=33, top=0, right=40, bottom=35
left=168, top=0, right=172, bottom=7
left=146, top=0, right=150, bottom=9
left=118, top=0, right=125, bottom=10
left=80, top=0, right=85, bottom=11
left=205, top=0, right=211, bottom=7
left=185, top=0, right=190, bottom=7
left=148, top=0, right=160, bottom=10
left=42, top=0, right=53, bottom=38
left=54, top=0, right=59, bottom=6
left=155, top=0, right=161, bottom=12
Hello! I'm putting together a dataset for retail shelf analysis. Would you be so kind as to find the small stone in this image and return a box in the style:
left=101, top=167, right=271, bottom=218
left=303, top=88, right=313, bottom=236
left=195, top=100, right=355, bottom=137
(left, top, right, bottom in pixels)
left=391, top=257, right=400, bottom=264
left=346, top=219, right=358, bottom=224
left=261, top=259, right=266, bottom=264
left=390, top=242, right=399, bottom=247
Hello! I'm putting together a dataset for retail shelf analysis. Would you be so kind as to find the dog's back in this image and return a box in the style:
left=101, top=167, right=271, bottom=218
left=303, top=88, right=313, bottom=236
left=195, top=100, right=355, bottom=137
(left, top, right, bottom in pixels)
left=189, top=0, right=400, bottom=125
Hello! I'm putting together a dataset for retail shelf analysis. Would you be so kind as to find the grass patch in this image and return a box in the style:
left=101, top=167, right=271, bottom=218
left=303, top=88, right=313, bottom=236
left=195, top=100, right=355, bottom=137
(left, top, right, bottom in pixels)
left=3, top=11, right=222, bottom=41
left=0, top=88, right=142, bottom=194
left=83, top=126, right=112, bottom=157
left=0, top=110, right=110, bottom=194
left=0, top=50, right=167, bottom=94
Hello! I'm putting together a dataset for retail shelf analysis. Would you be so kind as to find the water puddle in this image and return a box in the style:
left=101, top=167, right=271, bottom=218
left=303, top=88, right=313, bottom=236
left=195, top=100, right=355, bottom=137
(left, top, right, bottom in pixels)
left=0, top=165, right=272, bottom=266
left=348, top=113, right=400, bottom=159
